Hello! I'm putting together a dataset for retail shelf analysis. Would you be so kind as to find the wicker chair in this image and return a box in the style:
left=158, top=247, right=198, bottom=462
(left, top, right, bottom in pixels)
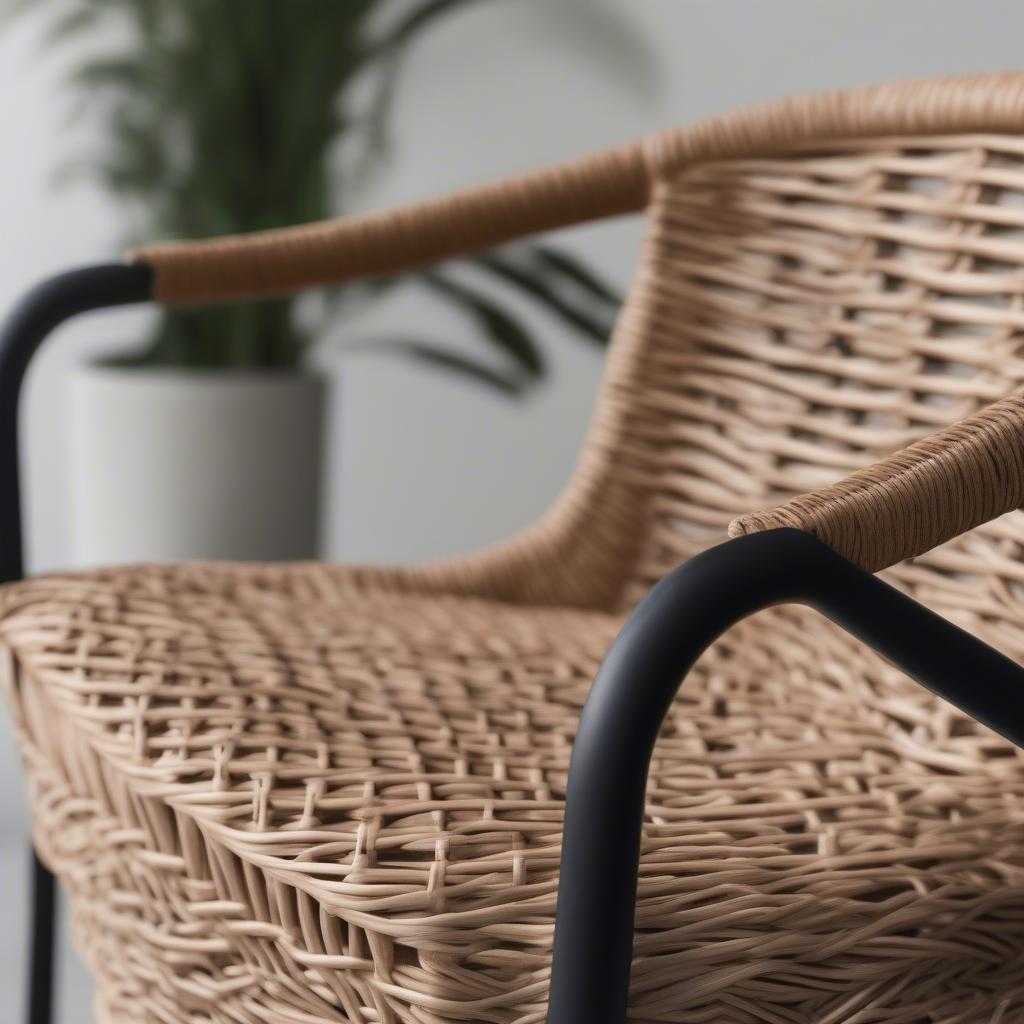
left=6, top=72, right=1024, bottom=1024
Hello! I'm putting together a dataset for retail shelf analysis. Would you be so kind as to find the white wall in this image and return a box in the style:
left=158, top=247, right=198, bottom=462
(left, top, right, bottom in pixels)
left=4, top=0, right=1024, bottom=1016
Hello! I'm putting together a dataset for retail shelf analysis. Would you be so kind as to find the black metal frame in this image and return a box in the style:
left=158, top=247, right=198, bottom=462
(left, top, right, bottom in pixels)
left=3, top=265, right=1023, bottom=1024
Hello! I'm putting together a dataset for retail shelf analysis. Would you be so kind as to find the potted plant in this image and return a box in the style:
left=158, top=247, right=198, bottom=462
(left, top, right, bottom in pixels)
left=24, top=0, right=623, bottom=564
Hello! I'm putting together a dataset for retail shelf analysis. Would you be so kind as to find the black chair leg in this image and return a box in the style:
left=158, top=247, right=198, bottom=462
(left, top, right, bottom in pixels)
left=28, top=848, right=55, bottom=1024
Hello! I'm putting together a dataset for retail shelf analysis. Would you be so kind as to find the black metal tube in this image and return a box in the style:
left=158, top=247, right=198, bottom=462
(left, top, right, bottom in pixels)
left=28, top=852, right=56, bottom=1024
left=0, top=262, right=153, bottom=1024
left=0, top=263, right=154, bottom=584
left=546, top=527, right=1024, bottom=1024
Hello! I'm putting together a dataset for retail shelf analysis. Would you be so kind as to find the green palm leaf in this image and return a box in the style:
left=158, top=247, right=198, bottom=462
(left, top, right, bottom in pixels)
left=420, top=270, right=545, bottom=379
left=469, top=248, right=619, bottom=344
left=349, top=336, right=529, bottom=396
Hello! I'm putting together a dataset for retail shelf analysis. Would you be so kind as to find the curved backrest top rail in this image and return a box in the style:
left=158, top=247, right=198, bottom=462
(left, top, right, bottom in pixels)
left=132, top=71, right=1024, bottom=306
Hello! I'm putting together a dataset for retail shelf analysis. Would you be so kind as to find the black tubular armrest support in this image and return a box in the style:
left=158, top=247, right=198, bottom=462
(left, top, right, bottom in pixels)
left=0, top=263, right=153, bottom=585
left=546, top=527, right=1024, bottom=1024
left=0, top=262, right=152, bottom=1024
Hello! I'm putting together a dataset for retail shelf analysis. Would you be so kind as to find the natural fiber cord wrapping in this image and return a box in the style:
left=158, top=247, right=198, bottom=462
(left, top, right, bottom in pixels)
left=133, top=71, right=1024, bottom=309
left=729, top=392, right=1024, bottom=572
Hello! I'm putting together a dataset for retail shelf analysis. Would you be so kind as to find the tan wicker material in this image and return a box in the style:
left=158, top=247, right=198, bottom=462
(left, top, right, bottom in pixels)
left=8, top=72, right=1024, bottom=1021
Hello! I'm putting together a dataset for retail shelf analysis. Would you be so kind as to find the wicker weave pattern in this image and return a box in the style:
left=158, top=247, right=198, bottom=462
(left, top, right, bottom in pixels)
left=6, top=570, right=1024, bottom=1023
left=618, top=138, right=1024, bottom=598
left=8, top=76, right=1024, bottom=1022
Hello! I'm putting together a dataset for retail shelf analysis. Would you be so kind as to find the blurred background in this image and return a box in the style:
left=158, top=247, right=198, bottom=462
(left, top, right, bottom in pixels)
left=2, top=0, right=1023, bottom=1016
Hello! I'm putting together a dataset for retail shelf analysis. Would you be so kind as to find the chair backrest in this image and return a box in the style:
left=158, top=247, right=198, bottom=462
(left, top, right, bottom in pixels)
left=563, top=73, right=1024, bottom=611
left=135, top=73, right=1024, bottom=617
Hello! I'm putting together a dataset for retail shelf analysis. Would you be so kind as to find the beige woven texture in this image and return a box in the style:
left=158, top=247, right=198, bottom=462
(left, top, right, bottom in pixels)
left=6, top=73, right=1024, bottom=1022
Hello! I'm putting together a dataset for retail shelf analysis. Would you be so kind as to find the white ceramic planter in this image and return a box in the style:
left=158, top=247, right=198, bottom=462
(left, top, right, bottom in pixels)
left=69, top=366, right=325, bottom=567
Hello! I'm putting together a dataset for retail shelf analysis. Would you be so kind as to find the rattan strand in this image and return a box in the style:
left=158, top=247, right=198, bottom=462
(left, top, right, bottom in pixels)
left=8, top=73, right=1024, bottom=1022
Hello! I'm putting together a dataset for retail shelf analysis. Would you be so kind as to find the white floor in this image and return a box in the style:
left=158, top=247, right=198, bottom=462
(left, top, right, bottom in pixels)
left=0, top=841, right=93, bottom=1023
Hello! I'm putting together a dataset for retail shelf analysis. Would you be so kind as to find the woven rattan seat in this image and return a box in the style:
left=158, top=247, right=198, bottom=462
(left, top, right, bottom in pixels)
left=6, top=562, right=1020, bottom=1022
left=8, top=73, right=1024, bottom=1021
left=0, top=566, right=617, bottom=1021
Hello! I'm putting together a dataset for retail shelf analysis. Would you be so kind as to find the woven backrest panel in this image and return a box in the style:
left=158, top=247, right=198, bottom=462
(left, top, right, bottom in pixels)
left=600, top=134, right=1024, bottom=606
left=128, top=75, right=1024, bottom=615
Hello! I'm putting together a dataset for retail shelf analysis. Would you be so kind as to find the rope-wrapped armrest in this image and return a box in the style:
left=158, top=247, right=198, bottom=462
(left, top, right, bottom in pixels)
left=728, top=391, right=1024, bottom=574
left=129, top=143, right=649, bottom=307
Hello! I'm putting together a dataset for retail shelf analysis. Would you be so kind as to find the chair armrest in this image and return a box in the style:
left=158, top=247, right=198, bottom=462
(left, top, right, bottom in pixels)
left=547, top=527, right=1024, bottom=1023
left=0, top=143, right=648, bottom=589
left=0, top=261, right=608, bottom=610
left=728, top=391, right=1024, bottom=573
left=129, top=142, right=649, bottom=307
